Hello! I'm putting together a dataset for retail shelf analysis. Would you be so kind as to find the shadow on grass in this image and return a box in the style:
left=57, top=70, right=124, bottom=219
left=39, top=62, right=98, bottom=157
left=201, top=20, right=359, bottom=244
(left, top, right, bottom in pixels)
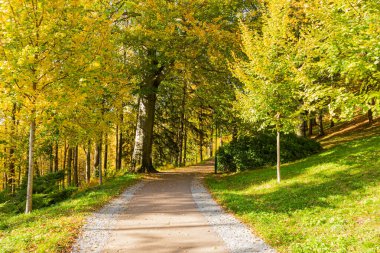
left=208, top=135, right=380, bottom=214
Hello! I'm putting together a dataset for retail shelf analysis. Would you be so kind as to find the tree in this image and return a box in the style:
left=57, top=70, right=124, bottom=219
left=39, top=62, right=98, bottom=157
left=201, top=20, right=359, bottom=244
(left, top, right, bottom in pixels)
left=232, top=1, right=303, bottom=182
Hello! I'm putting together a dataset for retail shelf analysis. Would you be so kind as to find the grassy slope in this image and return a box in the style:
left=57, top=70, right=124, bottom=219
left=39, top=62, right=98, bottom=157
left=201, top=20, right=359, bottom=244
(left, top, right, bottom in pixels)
left=206, top=119, right=380, bottom=253
left=0, top=174, right=139, bottom=253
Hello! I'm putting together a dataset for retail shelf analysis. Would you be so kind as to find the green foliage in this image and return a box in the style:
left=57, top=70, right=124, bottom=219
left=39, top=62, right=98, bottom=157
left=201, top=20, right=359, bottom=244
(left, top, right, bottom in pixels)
left=0, top=172, right=75, bottom=213
left=207, top=135, right=380, bottom=253
left=217, top=133, right=322, bottom=172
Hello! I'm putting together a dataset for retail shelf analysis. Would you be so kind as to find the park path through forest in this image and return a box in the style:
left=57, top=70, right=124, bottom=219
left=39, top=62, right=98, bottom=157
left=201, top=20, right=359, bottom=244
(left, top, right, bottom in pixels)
left=72, top=161, right=275, bottom=253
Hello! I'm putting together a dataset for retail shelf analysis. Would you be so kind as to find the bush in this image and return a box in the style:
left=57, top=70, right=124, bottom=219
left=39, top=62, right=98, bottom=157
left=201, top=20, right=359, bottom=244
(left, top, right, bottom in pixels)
left=0, top=171, right=76, bottom=214
left=217, top=132, right=322, bottom=172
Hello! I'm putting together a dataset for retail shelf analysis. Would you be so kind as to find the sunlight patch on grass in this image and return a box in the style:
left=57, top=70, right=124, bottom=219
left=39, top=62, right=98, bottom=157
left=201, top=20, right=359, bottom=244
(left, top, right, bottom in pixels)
left=0, top=174, right=140, bottom=253
left=206, top=135, right=380, bottom=253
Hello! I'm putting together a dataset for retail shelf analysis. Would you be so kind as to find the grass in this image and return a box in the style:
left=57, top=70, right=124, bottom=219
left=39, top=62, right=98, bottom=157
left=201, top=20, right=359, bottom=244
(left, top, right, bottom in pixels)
left=206, top=131, right=380, bottom=252
left=0, top=173, right=140, bottom=253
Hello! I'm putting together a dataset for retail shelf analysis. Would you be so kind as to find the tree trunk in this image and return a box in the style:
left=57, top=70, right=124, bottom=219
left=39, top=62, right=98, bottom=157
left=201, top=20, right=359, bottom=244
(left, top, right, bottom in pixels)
left=183, top=121, right=187, bottom=166
left=131, top=97, right=144, bottom=170
left=67, top=147, right=73, bottom=186
left=139, top=91, right=159, bottom=173
left=118, top=112, right=123, bottom=171
left=54, top=142, right=59, bottom=172
left=115, top=125, right=119, bottom=170
left=73, top=145, right=79, bottom=187
left=86, top=140, right=91, bottom=183
left=49, top=144, right=53, bottom=173
left=178, top=81, right=187, bottom=166
left=104, top=134, right=108, bottom=178
left=9, top=103, right=16, bottom=194
left=133, top=49, right=165, bottom=173
left=25, top=117, right=36, bottom=213
left=318, top=111, right=325, bottom=136
left=308, top=117, right=313, bottom=136
left=368, top=98, right=375, bottom=125
left=277, top=131, right=281, bottom=183
left=95, top=137, right=103, bottom=185
left=63, top=141, right=67, bottom=186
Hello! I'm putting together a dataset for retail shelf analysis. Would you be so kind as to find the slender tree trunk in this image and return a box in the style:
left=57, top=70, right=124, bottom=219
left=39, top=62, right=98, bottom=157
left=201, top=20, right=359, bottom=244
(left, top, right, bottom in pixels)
left=302, top=120, right=307, bottom=137
left=9, top=103, right=16, bottom=194
left=199, top=132, right=203, bottom=162
left=49, top=144, right=53, bottom=173
left=178, top=81, right=187, bottom=166
left=63, top=141, right=67, bottom=187
left=308, top=117, right=313, bottom=136
left=368, top=98, right=375, bottom=125
left=86, top=140, right=91, bottom=183
left=96, top=136, right=103, bottom=185
left=318, top=111, right=325, bottom=136
left=73, top=145, right=79, bottom=187
left=115, top=125, right=119, bottom=170
left=118, top=113, right=123, bottom=171
left=54, top=142, right=59, bottom=172
left=277, top=131, right=281, bottom=183
left=104, top=134, right=108, bottom=178
left=25, top=117, right=36, bottom=213
left=17, top=165, right=21, bottom=188
left=67, top=147, right=72, bottom=186
left=183, top=120, right=187, bottom=166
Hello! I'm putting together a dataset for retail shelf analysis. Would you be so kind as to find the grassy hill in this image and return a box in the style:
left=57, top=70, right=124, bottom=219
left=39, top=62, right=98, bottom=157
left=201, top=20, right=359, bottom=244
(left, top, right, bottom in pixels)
left=206, top=117, right=380, bottom=253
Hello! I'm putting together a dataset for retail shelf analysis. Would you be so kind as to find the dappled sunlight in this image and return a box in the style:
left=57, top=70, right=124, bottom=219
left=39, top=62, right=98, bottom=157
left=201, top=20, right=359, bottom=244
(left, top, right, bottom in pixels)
left=206, top=135, right=380, bottom=253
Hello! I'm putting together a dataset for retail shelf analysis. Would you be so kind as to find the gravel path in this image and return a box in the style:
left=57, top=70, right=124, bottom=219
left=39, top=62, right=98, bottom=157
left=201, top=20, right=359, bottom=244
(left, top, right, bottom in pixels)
left=191, top=177, right=275, bottom=253
left=71, top=182, right=145, bottom=253
left=71, top=162, right=275, bottom=253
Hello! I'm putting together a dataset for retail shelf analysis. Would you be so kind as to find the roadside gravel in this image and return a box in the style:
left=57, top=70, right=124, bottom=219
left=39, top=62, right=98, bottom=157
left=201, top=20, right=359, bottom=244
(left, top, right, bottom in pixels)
left=71, top=162, right=275, bottom=253
left=71, top=182, right=145, bottom=253
left=191, top=177, right=276, bottom=253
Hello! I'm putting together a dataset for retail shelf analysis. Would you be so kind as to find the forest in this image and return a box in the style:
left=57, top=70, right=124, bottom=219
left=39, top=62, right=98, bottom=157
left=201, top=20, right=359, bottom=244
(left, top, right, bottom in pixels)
left=0, top=0, right=378, bottom=216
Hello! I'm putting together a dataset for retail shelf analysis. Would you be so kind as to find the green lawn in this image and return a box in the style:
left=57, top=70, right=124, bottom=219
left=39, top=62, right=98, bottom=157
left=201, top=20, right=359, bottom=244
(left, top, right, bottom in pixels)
left=0, top=174, right=139, bottom=253
left=206, top=135, right=380, bottom=253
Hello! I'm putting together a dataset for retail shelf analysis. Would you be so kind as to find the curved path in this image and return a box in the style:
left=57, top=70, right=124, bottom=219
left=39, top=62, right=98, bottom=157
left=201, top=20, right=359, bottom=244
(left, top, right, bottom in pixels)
left=72, top=162, right=275, bottom=253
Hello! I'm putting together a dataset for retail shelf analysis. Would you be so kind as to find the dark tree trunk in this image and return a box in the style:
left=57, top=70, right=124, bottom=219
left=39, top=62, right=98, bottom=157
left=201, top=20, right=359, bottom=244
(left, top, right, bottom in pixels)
left=330, top=119, right=335, bottom=128
left=368, top=109, right=373, bottom=125
left=63, top=141, right=67, bottom=186
left=115, top=125, right=119, bottom=170
left=104, top=134, right=108, bottom=177
left=54, top=142, right=59, bottom=172
left=49, top=144, right=53, bottom=173
left=67, top=147, right=72, bottom=186
left=318, top=112, right=325, bottom=136
left=86, top=141, right=91, bottom=183
left=73, top=145, right=79, bottom=187
left=178, top=81, right=187, bottom=166
left=95, top=137, right=103, bottom=185
left=183, top=121, right=187, bottom=166
left=139, top=91, right=159, bottom=173
left=302, top=120, right=307, bottom=137
left=118, top=130, right=123, bottom=171
left=368, top=98, right=375, bottom=125
left=308, top=117, right=313, bottom=136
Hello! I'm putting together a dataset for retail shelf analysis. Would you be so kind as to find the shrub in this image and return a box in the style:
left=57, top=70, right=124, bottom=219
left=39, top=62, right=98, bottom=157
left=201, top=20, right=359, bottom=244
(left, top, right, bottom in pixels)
left=217, top=132, right=322, bottom=172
